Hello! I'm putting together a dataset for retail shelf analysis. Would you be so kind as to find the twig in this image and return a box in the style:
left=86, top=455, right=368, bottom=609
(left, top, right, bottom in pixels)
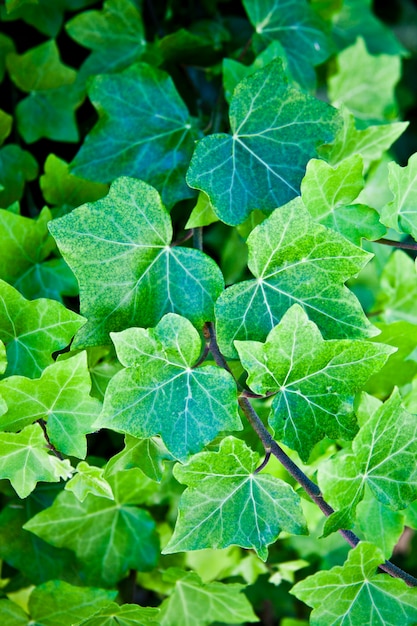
left=375, top=238, right=417, bottom=251
left=38, top=419, right=63, bottom=460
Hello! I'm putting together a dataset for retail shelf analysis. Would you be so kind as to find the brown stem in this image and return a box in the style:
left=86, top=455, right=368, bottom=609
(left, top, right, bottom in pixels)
left=38, top=419, right=63, bottom=460
left=375, top=238, right=417, bottom=251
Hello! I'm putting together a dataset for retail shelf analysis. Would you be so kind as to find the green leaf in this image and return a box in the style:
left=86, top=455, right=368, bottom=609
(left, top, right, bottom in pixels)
left=4, top=0, right=37, bottom=13
left=0, top=144, right=38, bottom=208
left=373, top=250, right=417, bottom=326
left=24, top=473, right=160, bottom=585
left=0, top=423, right=73, bottom=498
left=0, top=599, right=28, bottom=625
left=0, top=33, right=15, bottom=81
left=0, top=280, right=85, bottom=378
left=185, top=192, right=219, bottom=228
left=329, top=37, right=401, bottom=120
left=76, top=603, right=160, bottom=626
left=235, top=304, right=393, bottom=460
left=380, top=152, right=417, bottom=240
left=0, top=351, right=101, bottom=458
left=186, top=60, right=341, bottom=226
left=318, top=390, right=417, bottom=532
left=356, top=488, right=405, bottom=558
left=215, top=197, right=376, bottom=358
left=49, top=177, right=224, bottom=347
left=65, top=462, right=114, bottom=502
left=163, top=436, right=307, bottom=560
left=71, top=63, right=201, bottom=208
left=291, top=542, right=417, bottom=625
left=104, top=435, right=171, bottom=483
left=159, top=568, right=258, bottom=626
left=96, top=313, right=241, bottom=460
left=0, top=109, right=12, bottom=145
left=243, top=0, right=333, bottom=89
left=6, top=40, right=76, bottom=92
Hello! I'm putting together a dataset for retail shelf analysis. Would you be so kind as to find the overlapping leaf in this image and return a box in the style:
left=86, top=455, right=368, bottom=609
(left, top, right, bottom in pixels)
left=291, top=542, right=417, bottom=625
left=186, top=60, right=341, bottom=225
left=235, top=305, right=393, bottom=460
left=163, top=437, right=307, bottom=559
left=97, top=313, right=241, bottom=460
left=105, top=435, right=170, bottom=482
left=380, top=152, right=417, bottom=240
left=6, top=40, right=76, bottom=91
left=49, top=178, right=224, bottom=347
left=215, top=197, right=377, bottom=357
left=65, top=462, right=114, bottom=502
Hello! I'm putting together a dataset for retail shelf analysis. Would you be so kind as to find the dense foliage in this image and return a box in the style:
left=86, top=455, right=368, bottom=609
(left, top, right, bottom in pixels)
left=1, top=0, right=417, bottom=623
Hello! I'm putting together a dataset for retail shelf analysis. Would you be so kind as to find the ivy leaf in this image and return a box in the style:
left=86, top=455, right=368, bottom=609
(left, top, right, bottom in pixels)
left=291, top=542, right=417, bottom=625
left=373, top=250, right=417, bottom=325
left=159, top=568, right=258, bottom=626
left=242, top=0, right=333, bottom=90
left=65, top=462, right=114, bottom=502
left=4, top=0, right=37, bottom=14
left=0, top=109, right=12, bottom=145
left=0, top=352, right=101, bottom=458
left=380, top=153, right=417, bottom=240
left=24, top=471, right=160, bottom=585
left=0, top=280, right=85, bottom=378
left=215, top=197, right=376, bottom=358
left=97, top=313, right=241, bottom=460
left=235, top=304, right=393, bottom=460
left=163, top=436, right=307, bottom=560
left=318, top=390, right=417, bottom=532
left=105, top=435, right=171, bottom=483
left=0, top=144, right=38, bottom=208
left=0, top=423, right=73, bottom=498
left=6, top=40, right=76, bottom=91
left=70, top=63, right=201, bottom=208
left=49, top=177, right=224, bottom=347
left=356, top=488, right=405, bottom=558
left=186, top=60, right=341, bottom=226
left=76, top=603, right=160, bottom=626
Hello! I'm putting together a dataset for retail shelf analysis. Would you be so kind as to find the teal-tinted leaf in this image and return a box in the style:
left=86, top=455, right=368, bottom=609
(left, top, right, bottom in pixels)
left=159, top=568, right=257, bottom=626
left=0, top=109, right=12, bottom=145
left=0, top=280, right=85, bottom=378
left=6, top=40, right=76, bottom=92
left=380, top=153, right=417, bottom=240
left=77, top=603, right=160, bottom=626
left=373, top=250, right=417, bottom=325
left=65, top=462, right=114, bottom=502
left=24, top=475, right=160, bottom=585
left=291, top=542, right=417, bottom=625
left=97, top=313, right=241, bottom=460
left=0, top=423, right=73, bottom=498
left=236, top=305, right=393, bottom=460
left=216, top=197, right=376, bottom=358
left=356, top=488, right=405, bottom=558
left=105, top=435, right=171, bottom=482
left=66, top=0, right=147, bottom=78
left=318, top=390, right=417, bottom=532
left=0, top=144, right=38, bottom=208
left=243, top=0, right=333, bottom=90
left=0, top=352, right=101, bottom=458
left=163, top=437, right=307, bottom=560
left=187, top=60, right=341, bottom=226
left=329, top=37, right=401, bottom=121
left=49, top=178, right=224, bottom=347
left=71, top=63, right=201, bottom=208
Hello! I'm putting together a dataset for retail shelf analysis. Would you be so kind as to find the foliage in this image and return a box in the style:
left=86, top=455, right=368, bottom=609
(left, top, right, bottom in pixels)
left=1, top=0, right=417, bottom=624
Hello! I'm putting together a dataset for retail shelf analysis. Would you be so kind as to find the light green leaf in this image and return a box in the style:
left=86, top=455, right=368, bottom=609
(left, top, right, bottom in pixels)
left=243, top=0, right=333, bottom=89
left=329, top=37, right=401, bottom=120
left=105, top=435, right=171, bottom=482
left=0, top=280, right=85, bottom=378
left=373, top=250, right=417, bottom=326
left=71, top=63, right=201, bottom=208
left=185, top=192, right=219, bottom=228
left=215, top=197, right=376, bottom=358
left=65, top=462, right=114, bottom=502
left=76, top=603, right=160, bottom=626
left=380, top=153, right=417, bottom=240
left=0, top=109, right=12, bottom=145
left=235, top=304, right=393, bottom=460
left=0, top=599, right=28, bottom=625
left=356, top=488, right=405, bottom=558
left=318, top=390, right=417, bottom=532
left=0, top=352, right=101, bottom=458
left=159, top=568, right=258, bottom=626
left=0, top=423, right=73, bottom=498
left=0, top=144, right=38, bottom=208
left=163, top=436, right=307, bottom=560
left=291, top=542, right=417, bottom=625
left=97, top=313, right=241, bottom=460
left=6, top=40, right=76, bottom=92
left=186, top=60, right=341, bottom=226
left=49, top=178, right=224, bottom=348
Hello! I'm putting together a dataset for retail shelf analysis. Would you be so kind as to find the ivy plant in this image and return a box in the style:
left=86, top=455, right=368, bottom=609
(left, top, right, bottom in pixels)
left=1, top=0, right=417, bottom=623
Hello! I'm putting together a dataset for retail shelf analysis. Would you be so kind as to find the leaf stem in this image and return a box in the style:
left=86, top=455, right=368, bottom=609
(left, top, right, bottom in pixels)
left=38, top=419, right=63, bottom=460
left=192, top=227, right=203, bottom=251
left=375, top=238, right=417, bottom=251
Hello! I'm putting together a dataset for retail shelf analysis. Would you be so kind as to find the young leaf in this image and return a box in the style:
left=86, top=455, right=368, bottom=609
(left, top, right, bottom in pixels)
left=186, top=60, right=341, bottom=225
left=380, top=152, right=417, bottom=240
left=76, top=603, right=160, bottom=626
left=65, top=462, right=114, bottom=502
left=70, top=63, right=201, bottom=208
left=0, top=280, right=85, bottom=378
left=0, top=423, right=73, bottom=498
left=235, top=304, right=394, bottom=460
left=6, top=40, right=76, bottom=91
left=0, top=352, right=101, bottom=458
left=96, top=313, right=241, bottom=460
left=104, top=435, right=171, bottom=483
left=49, top=178, right=224, bottom=347
left=215, top=197, right=377, bottom=357
left=291, top=542, right=417, bottom=625
left=163, top=436, right=307, bottom=560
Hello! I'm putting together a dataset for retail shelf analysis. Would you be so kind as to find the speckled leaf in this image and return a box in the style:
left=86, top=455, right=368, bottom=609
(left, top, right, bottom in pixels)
left=0, top=280, right=85, bottom=378
left=77, top=603, right=160, bottom=626
left=0, top=144, right=38, bottom=208
left=291, top=542, right=417, bottom=625
left=163, top=437, right=307, bottom=559
left=216, top=197, right=376, bottom=357
left=71, top=63, right=201, bottom=208
left=380, top=153, right=417, bottom=240
left=186, top=60, right=341, bottom=225
left=236, top=305, right=393, bottom=460
left=6, top=40, right=76, bottom=91
left=97, top=314, right=241, bottom=460
left=65, top=462, right=114, bottom=502
left=49, top=178, right=224, bottom=347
